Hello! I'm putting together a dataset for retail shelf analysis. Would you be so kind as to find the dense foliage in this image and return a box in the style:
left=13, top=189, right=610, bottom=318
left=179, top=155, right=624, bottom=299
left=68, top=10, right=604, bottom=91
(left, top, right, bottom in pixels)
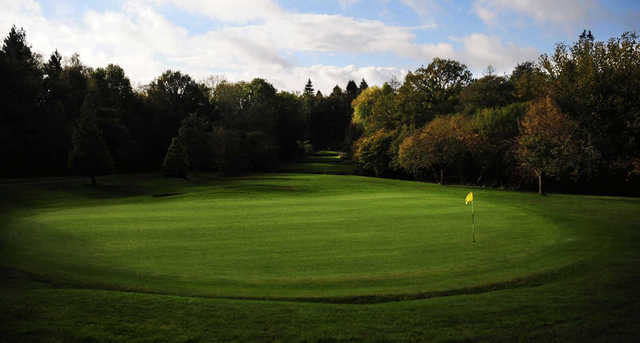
left=1, top=26, right=639, bottom=194
left=353, top=31, right=640, bottom=195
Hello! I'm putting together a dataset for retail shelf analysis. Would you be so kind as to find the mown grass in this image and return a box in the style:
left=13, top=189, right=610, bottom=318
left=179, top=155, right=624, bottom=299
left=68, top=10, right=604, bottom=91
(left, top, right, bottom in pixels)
left=280, top=151, right=355, bottom=174
left=1, top=172, right=639, bottom=342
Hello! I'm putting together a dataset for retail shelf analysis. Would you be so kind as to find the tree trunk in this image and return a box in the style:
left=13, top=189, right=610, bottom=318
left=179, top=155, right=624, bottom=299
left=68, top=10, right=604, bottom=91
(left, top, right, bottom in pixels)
left=91, top=175, right=97, bottom=186
left=440, top=169, right=444, bottom=185
left=537, top=172, right=542, bottom=195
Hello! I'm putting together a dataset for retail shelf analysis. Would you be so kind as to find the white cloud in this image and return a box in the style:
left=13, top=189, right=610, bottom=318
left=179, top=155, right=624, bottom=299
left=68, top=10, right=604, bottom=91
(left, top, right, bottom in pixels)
left=0, top=0, right=444, bottom=92
left=400, top=0, right=437, bottom=18
left=155, top=0, right=283, bottom=23
left=226, top=64, right=407, bottom=95
left=473, top=3, right=495, bottom=24
left=0, top=0, right=542, bottom=93
left=473, top=0, right=599, bottom=28
left=262, top=13, right=448, bottom=59
left=0, top=0, right=184, bottom=82
left=337, top=0, right=361, bottom=9
left=454, top=33, right=539, bottom=75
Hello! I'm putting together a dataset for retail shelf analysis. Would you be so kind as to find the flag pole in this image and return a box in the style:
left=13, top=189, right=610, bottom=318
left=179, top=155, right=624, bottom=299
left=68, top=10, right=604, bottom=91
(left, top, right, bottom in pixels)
left=472, top=196, right=476, bottom=243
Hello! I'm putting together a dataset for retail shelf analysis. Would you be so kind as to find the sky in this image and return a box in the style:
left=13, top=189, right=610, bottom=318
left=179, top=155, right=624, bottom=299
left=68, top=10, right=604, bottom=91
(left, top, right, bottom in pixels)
left=2, top=0, right=639, bottom=93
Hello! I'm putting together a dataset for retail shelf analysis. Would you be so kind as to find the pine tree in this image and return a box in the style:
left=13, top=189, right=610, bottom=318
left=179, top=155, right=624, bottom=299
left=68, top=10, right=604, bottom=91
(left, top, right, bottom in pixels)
left=1, top=26, right=44, bottom=176
left=331, top=85, right=343, bottom=97
left=304, top=78, right=314, bottom=96
left=346, top=80, right=359, bottom=100
left=162, top=137, right=188, bottom=178
left=68, top=103, right=114, bottom=186
left=359, top=78, right=369, bottom=92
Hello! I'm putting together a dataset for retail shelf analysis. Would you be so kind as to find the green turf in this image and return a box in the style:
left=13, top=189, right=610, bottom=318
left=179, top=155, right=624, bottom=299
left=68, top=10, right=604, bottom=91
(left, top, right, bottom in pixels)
left=280, top=151, right=355, bottom=174
left=1, top=173, right=639, bottom=342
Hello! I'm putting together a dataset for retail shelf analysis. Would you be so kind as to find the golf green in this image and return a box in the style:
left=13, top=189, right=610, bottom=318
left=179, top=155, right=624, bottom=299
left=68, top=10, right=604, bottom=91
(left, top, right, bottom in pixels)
left=1, top=174, right=604, bottom=299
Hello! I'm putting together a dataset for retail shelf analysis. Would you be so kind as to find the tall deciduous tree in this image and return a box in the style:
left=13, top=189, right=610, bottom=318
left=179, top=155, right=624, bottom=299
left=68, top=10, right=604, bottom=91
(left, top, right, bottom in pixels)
left=467, top=103, right=528, bottom=186
left=510, top=61, right=547, bottom=102
left=145, top=70, right=210, bottom=166
left=352, top=84, right=397, bottom=134
left=353, top=129, right=396, bottom=177
left=89, top=65, right=139, bottom=171
left=274, top=91, right=305, bottom=160
left=396, top=58, right=472, bottom=128
left=177, top=114, right=213, bottom=172
left=541, top=32, right=640, bottom=186
left=68, top=101, right=114, bottom=185
left=460, top=75, right=515, bottom=114
left=398, top=115, right=468, bottom=184
left=515, top=97, right=596, bottom=195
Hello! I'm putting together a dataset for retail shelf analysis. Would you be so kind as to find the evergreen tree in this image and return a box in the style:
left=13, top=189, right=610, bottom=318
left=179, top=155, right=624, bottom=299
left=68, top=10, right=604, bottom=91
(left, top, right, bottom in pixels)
left=359, top=78, right=369, bottom=92
left=0, top=26, right=43, bottom=176
left=304, top=78, right=314, bottom=96
left=162, top=137, right=188, bottom=178
left=68, top=102, right=114, bottom=186
left=346, top=80, right=359, bottom=101
left=161, top=114, right=213, bottom=176
left=40, top=50, right=68, bottom=173
left=44, top=50, right=62, bottom=81
left=331, top=85, right=343, bottom=97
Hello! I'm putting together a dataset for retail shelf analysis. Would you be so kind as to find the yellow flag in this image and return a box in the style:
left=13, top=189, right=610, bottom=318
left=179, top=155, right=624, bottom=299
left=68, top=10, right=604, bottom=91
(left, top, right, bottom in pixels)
left=465, top=192, right=473, bottom=205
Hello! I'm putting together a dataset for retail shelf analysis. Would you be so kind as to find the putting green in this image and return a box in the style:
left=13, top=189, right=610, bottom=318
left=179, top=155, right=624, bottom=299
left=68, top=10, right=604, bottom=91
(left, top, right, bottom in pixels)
left=3, top=174, right=596, bottom=299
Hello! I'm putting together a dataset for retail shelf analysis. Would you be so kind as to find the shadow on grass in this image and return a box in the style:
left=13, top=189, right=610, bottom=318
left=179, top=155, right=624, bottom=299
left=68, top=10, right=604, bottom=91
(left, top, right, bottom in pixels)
left=152, top=192, right=184, bottom=198
left=1, top=261, right=584, bottom=305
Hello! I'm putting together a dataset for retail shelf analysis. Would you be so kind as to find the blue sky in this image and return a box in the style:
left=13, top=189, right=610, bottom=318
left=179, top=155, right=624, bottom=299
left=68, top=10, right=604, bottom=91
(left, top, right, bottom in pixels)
left=2, top=0, right=639, bottom=92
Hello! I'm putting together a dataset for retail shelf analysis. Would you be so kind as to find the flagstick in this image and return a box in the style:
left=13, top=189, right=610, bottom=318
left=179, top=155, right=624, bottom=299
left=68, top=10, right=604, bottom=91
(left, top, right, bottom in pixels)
left=472, top=198, right=476, bottom=243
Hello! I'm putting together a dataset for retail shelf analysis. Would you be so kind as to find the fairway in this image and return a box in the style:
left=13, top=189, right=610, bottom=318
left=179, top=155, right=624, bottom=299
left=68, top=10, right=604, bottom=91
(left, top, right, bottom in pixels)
left=2, top=174, right=640, bottom=342
left=0, top=174, right=608, bottom=299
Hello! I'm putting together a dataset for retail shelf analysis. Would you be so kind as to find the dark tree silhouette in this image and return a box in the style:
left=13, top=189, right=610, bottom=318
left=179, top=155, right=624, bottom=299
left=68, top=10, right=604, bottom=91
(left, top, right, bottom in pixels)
left=68, top=103, right=114, bottom=186
left=0, top=26, right=43, bottom=176
left=359, top=78, right=369, bottom=92
left=162, top=137, right=187, bottom=178
left=346, top=80, right=359, bottom=100
left=304, top=78, right=314, bottom=96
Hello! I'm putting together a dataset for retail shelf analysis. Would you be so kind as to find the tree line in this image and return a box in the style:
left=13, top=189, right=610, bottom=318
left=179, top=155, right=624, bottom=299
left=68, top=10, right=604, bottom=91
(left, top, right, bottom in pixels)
left=1, top=27, right=639, bottom=194
left=0, top=26, right=367, bottom=183
left=351, top=30, right=640, bottom=195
